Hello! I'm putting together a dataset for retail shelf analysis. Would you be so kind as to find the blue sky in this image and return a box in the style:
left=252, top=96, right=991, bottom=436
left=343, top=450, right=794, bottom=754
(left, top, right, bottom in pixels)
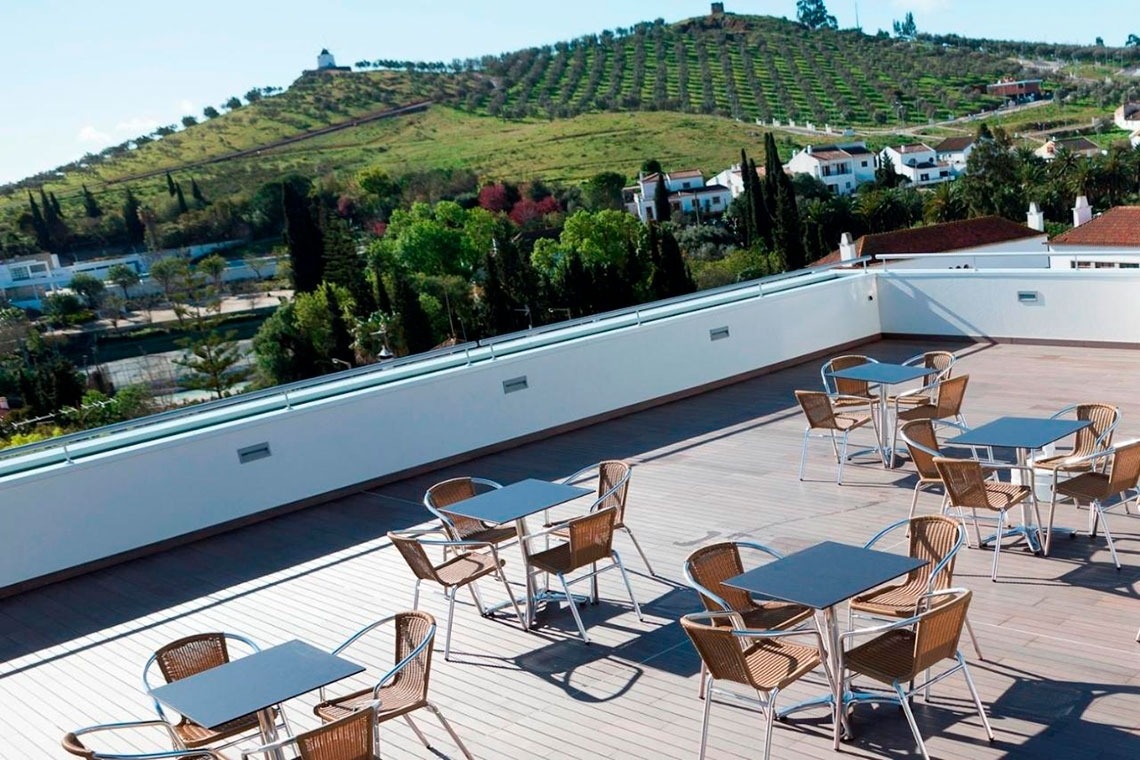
left=3, top=0, right=1135, bottom=185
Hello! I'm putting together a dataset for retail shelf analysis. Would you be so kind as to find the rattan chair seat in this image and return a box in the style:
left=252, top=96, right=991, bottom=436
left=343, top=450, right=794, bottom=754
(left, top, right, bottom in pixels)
left=850, top=580, right=929, bottom=618
left=433, top=551, right=502, bottom=586
left=832, top=395, right=878, bottom=409
left=1053, top=471, right=1110, bottom=501
left=845, top=629, right=917, bottom=682
left=460, top=524, right=517, bottom=545
left=833, top=411, right=872, bottom=431
left=174, top=714, right=263, bottom=748
left=314, top=683, right=425, bottom=723
left=526, top=543, right=575, bottom=575
left=742, top=639, right=822, bottom=691
left=896, top=404, right=940, bottom=422
left=738, top=603, right=814, bottom=631
left=1032, top=453, right=1095, bottom=472
left=979, top=482, right=1032, bottom=510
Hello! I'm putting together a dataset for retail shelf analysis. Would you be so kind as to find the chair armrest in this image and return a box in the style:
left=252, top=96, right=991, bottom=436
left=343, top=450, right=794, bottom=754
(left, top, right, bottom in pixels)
left=840, top=613, right=921, bottom=643
left=560, top=464, right=599, bottom=486
left=373, top=631, right=436, bottom=694
left=830, top=393, right=877, bottom=405
left=67, top=720, right=183, bottom=751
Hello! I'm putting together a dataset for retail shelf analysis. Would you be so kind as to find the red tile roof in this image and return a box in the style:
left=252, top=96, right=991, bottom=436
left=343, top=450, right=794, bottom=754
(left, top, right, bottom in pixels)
left=814, top=216, right=1043, bottom=266
left=895, top=143, right=934, bottom=154
left=1050, top=206, right=1140, bottom=246
left=934, top=136, right=974, bottom=152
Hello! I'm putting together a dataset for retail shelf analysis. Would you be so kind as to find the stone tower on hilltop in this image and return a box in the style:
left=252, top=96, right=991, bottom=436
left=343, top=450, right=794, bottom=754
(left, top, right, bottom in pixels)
left=317, top=49, right=337, bottom=69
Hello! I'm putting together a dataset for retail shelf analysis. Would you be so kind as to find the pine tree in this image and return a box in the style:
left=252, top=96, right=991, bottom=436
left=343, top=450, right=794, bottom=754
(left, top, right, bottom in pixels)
left=27, top=192, right=50, bottom=250
left=392, top=269, right=434, bottom=354
left=166, top=171, right=177, bottom=197
left=651, top=227, right=696, bottom=299
left=322, top=285, right=356, bottom=368
left=122, top=189, right=146, bottom=248
left=81, top=185, right=103, bottom=218
left=321, top=214, right=376, bottom=318
left=174, top=182, right=189, bottom=214
left=282, top=181, right=324, bottom=293
left=49, top=192, right=64, bottom=218
left=190, top=178, right=207, bottom=207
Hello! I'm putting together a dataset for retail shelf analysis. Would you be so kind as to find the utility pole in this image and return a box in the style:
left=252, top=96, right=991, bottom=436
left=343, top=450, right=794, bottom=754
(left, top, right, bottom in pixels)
left=853, top=0, right=860, bottom=31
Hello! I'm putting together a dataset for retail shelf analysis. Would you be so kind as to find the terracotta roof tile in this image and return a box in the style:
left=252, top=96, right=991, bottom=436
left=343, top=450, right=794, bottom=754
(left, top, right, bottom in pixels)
left=814, top=216, right=1043, bottom=266
left=1051, top=206, right=1140, bottom=246
left=934, top=137, right=974, bottom=152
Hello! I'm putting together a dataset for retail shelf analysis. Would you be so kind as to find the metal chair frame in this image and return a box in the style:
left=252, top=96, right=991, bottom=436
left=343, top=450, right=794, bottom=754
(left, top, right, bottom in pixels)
left=63, top=720, right=226, bottom=760
left=889, top=374, right=970, bottom=467
left=795, top=390, right=881, bottom=485
left=839, top=589, right=994, bottom=760
left=899, top=419, right=995, bottom=523
left=560, top=460, right=655, bottom=575
left=423, top=477, right=518, bottom=554
left=820, top=354, right=880, bottom=402
left=240, top=704, right=380, bottom=760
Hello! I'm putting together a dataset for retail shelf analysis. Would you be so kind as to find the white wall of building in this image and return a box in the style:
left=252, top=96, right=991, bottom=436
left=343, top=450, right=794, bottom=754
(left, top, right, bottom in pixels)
left=876, top=238, right=1050, bottom=270
left=0, top=274, right=880, bottom=589
left=1046, top=245, right=1140, bottom=270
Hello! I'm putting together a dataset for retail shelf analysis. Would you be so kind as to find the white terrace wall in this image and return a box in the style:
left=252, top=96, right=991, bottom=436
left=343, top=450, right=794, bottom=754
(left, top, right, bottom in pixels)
left=876, top=268, right=1140, bottom=343
left=0, top=274, right=880, bottom=590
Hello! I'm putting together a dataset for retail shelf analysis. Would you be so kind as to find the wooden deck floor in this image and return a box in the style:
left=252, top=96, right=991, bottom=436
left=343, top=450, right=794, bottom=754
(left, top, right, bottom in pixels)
left=3, top=339, right=1138, bottom=759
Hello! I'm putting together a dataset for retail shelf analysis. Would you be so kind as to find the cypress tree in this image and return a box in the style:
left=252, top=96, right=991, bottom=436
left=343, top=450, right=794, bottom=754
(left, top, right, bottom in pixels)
left=166, top=171, right=177, bottom=197
left=174, top=182, right=189, bottom=214
left=774, top=180, right=807, bottom=272
left=651, top=227, right=697, bottom=299
left=282, top=181, right=324, bottom=293
left=748, top=158, right=773, bottom=248
left=49, top=192, right=64, bottom=218
left=190, top=178, right=207, bottom=206
left=323, top=285, right=356, bottom=368
left=482, top=246, right=513, bottom=334
left=738, top=149, right=753, bottom=247
left=40, top=188, right=59, bottom=228
left=82, top=185, right=103, bottom=218
left=122, top=189, right=146, bottom=248
left=321, top=214, right=376, bottom=318
left=392, top=269, right=434, bottom=354
left=652, top=173, right=671, bottom=224
left=27, top=192, right=50, bottom=251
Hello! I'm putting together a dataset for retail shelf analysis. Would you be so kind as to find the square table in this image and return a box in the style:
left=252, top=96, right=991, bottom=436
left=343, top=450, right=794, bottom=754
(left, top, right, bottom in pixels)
left=947, top=416, right=1090, bottom=552
left=827, top=362, right=937, bottom=468
left=443, top=478, right=592, bottom=628
left=149, top=640, right=363, bottom=760
left=725, top=541, right=926, bottom=750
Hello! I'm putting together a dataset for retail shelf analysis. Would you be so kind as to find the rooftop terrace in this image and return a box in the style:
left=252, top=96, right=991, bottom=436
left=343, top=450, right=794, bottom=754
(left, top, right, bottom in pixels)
left=4, top=338, right=1138, bottom=759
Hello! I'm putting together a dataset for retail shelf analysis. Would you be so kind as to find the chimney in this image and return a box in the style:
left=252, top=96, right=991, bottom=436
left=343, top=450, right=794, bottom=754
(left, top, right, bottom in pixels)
left=1072, top=195, right=1093, bottom=227
left=1026, top=202, right=1044, bottom=232
left=839, top=232, right=857, bottom=262
left=806, top=145, right=813, bottom=155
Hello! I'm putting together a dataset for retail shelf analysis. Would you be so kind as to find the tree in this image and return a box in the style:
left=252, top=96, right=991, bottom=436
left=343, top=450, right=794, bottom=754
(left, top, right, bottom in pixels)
left=165, top=171, right=177, bottom=197
left=122, top=189, right=146, bottom=248
left=81, top=185, right=102, bottom=218
left=653, top=174, right=672, bottom=223
left=173, top=330, right=251, bottom=399
left=107, top=263, right=140, bottom=302
left=202, top=105, right=220, bottom=119
left=582, top=172, right=626, bottom=211
left=149, top=256, right=190, bottom=304
left=1095, top=37, right=1104, bottom=47
left=68, top=272, right=105, bottom=309
left=1127, top=34, right=1140, bottom=47
left=224, top=96, right=242, bottom=110
left=49, top=192, right=63, bottom=219
left=322, top=214, right=376, bottom=318
left=640, top=158, right=663, bottom=176
left=26, top=192, right=50, bottom=250
left=6, top=332, right=85, bottom=416
left=282, top=179, right=323, bottom=293
left=244, top=88, right=263, bottom=103
left=174, top=182, right=189, bottom=214
left=189, top=178, right=207, bottom=207
left=197, top=253, right=227, bottom=295
left=797, top=0, right=837, bottom=30
left=181, top=115, right=198, bottom=128
left=893, top=12, right=917, bottom=39
left=650, top=227, right=696, bottom=299
left=392, top=270, right=435, bottom=354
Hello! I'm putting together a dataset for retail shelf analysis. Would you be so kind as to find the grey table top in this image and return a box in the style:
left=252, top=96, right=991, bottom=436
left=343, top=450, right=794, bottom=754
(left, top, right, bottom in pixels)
left=148, top=640, right=363, bottom=729
left=827, top=362, right=937, bottom=385
left=946, top=416, right=1090, bottom=451
left=441, top=478, right=592, bottom=524
left=724, top=541, right=926, bottom=611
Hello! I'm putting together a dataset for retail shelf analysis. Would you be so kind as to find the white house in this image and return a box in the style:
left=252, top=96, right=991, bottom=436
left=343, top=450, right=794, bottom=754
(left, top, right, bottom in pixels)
left=933, top=136, right=974, bottom=176
left=1114, top=102, right=1140, bottom=132
left=1034, top=137, right=1102, bottom=161
left=623, top=170, right=731, bottom=222
left=0, top=253, right=145, bottom=309
left=708, top=163, right=763, bottom=199
left=879, top=143, right=952, bottom=186
left=784, top=142, right=876, bottom=195
left=1048, top=201, right=1140, bottom=269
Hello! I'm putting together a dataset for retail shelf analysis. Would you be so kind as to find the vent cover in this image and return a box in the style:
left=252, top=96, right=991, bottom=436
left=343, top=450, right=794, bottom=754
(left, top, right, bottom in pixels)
left=503, top=376, right=529, bottom=394
left=709, top=326, right=731, bottom=341
left=237, top=443, right=272, bottom=464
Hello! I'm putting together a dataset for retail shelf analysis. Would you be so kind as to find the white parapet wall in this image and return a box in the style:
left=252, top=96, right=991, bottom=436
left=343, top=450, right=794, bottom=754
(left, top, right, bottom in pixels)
left=876, top=268, right=1140, bottom=343
left=0, top=273, right=880, bottom=590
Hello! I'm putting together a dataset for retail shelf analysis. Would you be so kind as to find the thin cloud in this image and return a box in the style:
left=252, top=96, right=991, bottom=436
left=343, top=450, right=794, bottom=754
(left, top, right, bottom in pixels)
left=176, top=99, right=195, bottom=115
left=113, top=117, right=160, bottom=135
left=77, top=125, right=111, bottom=144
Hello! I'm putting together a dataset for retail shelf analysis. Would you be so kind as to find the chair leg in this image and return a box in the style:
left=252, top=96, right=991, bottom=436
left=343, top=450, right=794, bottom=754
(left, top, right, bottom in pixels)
left=445, top=587, right=457, bottom=661
left=412, top=578, right=421, bottom=609
left=763, top=687, right=779, bottom=760
left=496, top=568, right=526, bottom=630
left=909, top=483, right=922, bottom=521
left=613, top=551, right=644, bottom=621
left=798, top=428, right=811, bottom=480
left=591, top=561, right=599, bottom=604
left=622, top=525, right=656, bottom=576
left=468, top=581, right=487, bottom=616
left=402, top=714, right=431, bottom=750
left=697, top=662, right=707, bottom=698
left=837, top=431, right=849, bottom=485
left=1093, top=500, right=1121, bottom=570
left=990, top=514, right=1004, bottom=582
left=1045, top=489, right=1060, bottom=556
left=964, top=615, right=984, bottom=660
left=559, top=573, right=590, bottom=644
left=895, top=681, right=930, bottom=760
left=699, top=674, right=715, bottom=760
left=425, top=702, right=475, bottom=760
left=959, top=653, right=995, bottom=741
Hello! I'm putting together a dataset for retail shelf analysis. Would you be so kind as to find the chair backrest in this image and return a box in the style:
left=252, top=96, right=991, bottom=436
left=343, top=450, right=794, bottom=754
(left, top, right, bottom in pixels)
left=593, top=460, right=631, bottom=518
left=907, top=515, right=962, bottom=591
left=933, top=374, right=969, bottom=417
left=680, top=614, right=768, bottom=690
left=922, top=351, right=955, bottom=378
left=795, top=390, right=837, bottom=430
left=424, top=477, right=501, bottom=540
left=565, top=508, right=617, bottom=569
left=297, top=706, right=376, bottom=760
left=1055, top=403, right=1120, bottom=457
left=822, top=354, right=875, bottom=397
left=684, top=542, right=756, bottom=614
left=388, top=533, right=443, bottom=585
left=152, top=633, right=233, bottom=684
left=389, top=611, right=436, bottom=704
left=900, top=419, right=940, bottom=479
left=911, top=589, right=971, bottom=676
left=933, top=457, right=990, bottom=510
left=1106, top=439, right=1140, bottom=494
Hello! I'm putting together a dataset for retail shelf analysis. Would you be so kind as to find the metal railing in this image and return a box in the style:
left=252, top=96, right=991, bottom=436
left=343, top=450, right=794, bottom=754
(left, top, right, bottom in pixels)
left=0, top=258, right=871, bottom=477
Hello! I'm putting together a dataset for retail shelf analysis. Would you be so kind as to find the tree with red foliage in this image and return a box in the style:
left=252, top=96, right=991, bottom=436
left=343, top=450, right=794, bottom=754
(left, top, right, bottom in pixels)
left=477, top=183, right=513, bottom=213
left=509, top=195, right=561, bottom=227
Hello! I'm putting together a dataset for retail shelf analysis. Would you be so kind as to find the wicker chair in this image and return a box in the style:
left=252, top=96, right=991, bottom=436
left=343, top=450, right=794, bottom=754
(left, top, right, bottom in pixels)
left=1044, top=439, right=1140, bottom=569
left=890, top=375, right=970, bottom=467
left=63, top=720, right=225, bottom=760
left=313, top=611, right=473, bottom=760
left=681, top=611, right=833, bottom=760
left=934, top=456, right=1038, bottom=581
left=388, top=529, right=525, bottom=660
left=888, top=351, right=956, bottom=407
left=899, top=419, right=995, bottom=522
left=242, top=705, right=379, bottom=760
left=840, top=588, right=994, bottom=760
left=556, top=460, right=655, bottom=575
left=142, top=633, right=288, bottom=752
left=794, top=389, right=879, bottom=485
left=423, top=476, right=517, bottom=554
left=821, top=354, right=880, bottom=410
left=683, top=541, right=815, bottom=696
left=849, top=516, right=983, bottom=659
left=525, top=507, right=644, bottom=644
